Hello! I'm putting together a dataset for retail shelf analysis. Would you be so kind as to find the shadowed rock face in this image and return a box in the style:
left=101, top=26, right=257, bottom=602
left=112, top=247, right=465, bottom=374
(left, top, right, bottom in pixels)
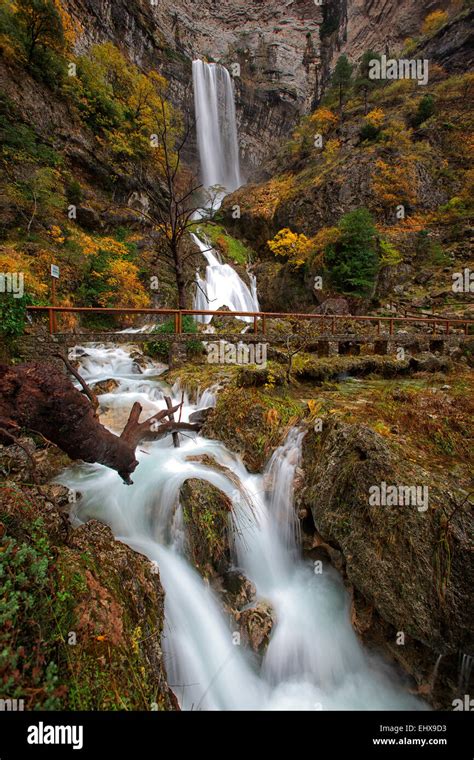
left=67, top=0, right=322, bottom=177
left=297, top=421, right=474, bottom=708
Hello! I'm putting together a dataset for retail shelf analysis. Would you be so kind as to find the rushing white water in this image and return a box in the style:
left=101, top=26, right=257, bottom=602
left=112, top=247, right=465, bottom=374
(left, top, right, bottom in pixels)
left=191, top=232, right=259, bottom=324
left=192, top=60, right=242, bottom=192
left=59, top=344, right=427, bottom=712
left=191, top=60, right=258, bottom=322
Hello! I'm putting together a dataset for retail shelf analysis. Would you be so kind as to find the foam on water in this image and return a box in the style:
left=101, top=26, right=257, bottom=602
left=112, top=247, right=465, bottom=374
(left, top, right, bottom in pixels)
left=58, top=346, right=428, bottom=712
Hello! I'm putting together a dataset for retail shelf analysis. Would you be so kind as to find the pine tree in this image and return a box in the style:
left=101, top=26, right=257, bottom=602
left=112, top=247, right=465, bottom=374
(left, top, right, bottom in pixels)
left=332, top=55, right=353, bottom=113
left=325, top=208, right=379, bottom=297
left=355, top=50, right=381, bottom=115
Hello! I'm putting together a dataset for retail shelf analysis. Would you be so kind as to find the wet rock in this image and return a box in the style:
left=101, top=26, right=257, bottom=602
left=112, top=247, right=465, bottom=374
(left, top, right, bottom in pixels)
left=188, top=407, right=213, bottom=425
left=92, top=378, right=120, bottom=395
left=180, top=478, right=232, bottom=577
left=235, top=601, right=274, bottom=655
left=222, top=570, right=256, bottom=609
left=298, top=420, right=474, bottom=707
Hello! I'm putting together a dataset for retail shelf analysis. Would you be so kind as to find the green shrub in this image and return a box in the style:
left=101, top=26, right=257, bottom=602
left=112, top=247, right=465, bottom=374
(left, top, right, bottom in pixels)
left=147, top=316, right=203, bottom=360
left=360, top=122, right=381, bottom=141
left=0, top=293, right=33, bottom=338
left=411, top=95, right=436, bottom=127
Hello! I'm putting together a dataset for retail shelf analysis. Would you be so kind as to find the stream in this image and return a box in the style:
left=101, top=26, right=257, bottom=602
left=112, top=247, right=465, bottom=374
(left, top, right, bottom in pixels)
left=58, top=345, right=426, bottom=711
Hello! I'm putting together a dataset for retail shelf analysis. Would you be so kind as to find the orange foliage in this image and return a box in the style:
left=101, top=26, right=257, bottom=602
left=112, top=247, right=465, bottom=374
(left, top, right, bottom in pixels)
left=53, top=0, right=82, bottom=48
left=422, top=10, right=448, bottom=36
left=372, top=158, right=417, bottom=212
left=100, top=259, right=150, bottom=309
left=308, top=107, right=338, bottom=135
left=366, top=108, right=385, bottom=128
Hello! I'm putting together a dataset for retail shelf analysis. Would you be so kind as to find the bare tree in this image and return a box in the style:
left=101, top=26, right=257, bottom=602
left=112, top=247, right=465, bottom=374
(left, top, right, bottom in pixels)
left=279, top=320, right=318, bottom=383
left=124, top=97, right=205, bottom=309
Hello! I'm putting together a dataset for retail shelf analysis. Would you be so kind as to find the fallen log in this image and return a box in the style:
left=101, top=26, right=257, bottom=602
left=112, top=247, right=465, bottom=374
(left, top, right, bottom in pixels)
left=0, top=363, right=201, bottom=484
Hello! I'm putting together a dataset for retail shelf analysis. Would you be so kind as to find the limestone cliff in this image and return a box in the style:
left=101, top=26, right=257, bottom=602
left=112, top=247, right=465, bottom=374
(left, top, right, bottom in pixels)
left=66, top=0, right=323, bottom=177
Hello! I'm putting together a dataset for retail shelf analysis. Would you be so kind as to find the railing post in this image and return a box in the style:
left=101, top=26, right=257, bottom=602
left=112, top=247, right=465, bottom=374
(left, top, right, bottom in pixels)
left=377, top=320, right=381, bottom=336
left=253, top=315, right=258, bottom=334
left=174, top=312, right=180, bottom=334
left=261, top=315, right=266, bottom=335
left=332, top=317, right=336, bottom=335
left=389, top=319, right=394, bottom=336
left=445, top=321, right=450, bottom=335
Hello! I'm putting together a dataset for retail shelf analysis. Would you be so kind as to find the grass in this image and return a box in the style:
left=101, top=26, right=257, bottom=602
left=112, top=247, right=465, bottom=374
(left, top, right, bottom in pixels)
left=196, top=223, right=253, bottom=265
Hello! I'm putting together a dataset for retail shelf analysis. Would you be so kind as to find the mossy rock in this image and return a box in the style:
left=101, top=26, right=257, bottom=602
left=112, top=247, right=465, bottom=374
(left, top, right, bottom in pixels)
left=298, top=419, right=474, bottom=708
left=180, top=478, right=232, bottom=577
left=202, top=387, right=303, bottom=472
left=0, top=468, right=176, bottom=711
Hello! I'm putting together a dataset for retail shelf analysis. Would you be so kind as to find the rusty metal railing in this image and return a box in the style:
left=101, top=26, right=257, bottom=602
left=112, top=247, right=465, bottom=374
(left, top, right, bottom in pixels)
left=26, top=306, right=473, bottom=338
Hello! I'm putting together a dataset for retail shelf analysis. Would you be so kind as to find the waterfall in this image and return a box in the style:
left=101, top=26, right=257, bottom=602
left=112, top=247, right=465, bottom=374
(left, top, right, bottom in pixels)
left=191, top=233, right=259, bottom=323
left=58, top=343, right=428, bottom=712
left=192, top=60, right=242, bottom=192
left=191, top=60, right=259, bottom=322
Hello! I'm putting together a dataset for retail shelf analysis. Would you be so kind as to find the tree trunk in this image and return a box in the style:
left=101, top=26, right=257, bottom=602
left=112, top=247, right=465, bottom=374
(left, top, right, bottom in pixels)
left=0, top=363, right=202, bottom=485
left=172, top=240, right=187, bottom=310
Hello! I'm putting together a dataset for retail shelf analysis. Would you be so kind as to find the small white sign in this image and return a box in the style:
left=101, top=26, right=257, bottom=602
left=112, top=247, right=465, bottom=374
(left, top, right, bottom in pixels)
left=51, top=264, right=60, bottom=279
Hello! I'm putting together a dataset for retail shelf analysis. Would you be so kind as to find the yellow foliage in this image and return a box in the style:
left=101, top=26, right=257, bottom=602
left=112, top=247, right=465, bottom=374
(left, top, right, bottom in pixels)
left=366, top=108, right=385, bottom=128
left=49, top=225, right=65, bottom=244
left=422, top=10, right=448, bottom=36
left=310, top=226, right=340, bottom=266
left=268, top=228, right=314, bottom=268
left=54, top=0, right=81, bottom=47
left=72, top=232, right=129, bottom=258
left=99, top=259, right=150, bottom=309
left=323, top=138, right=341, bottom=162
left=0, top=246, right=48, bottom=299
left=308, top=107, right=338, bottom=135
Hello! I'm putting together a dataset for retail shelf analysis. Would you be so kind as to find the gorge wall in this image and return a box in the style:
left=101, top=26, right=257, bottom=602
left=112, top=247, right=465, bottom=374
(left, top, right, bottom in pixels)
left=66, top=0, right=322, bottom=178
left=65, top=0, right=453, bottom=181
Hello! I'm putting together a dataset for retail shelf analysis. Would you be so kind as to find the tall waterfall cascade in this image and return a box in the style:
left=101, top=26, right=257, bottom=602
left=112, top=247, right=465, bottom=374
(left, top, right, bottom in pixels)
left=192, top=59, right=242, bottom=192
left=192, top=59, right=259, bottom=321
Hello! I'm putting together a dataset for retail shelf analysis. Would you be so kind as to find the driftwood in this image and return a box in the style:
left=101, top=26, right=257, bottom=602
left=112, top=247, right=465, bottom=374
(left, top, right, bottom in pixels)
left=0, top=363, right=202, bottom=484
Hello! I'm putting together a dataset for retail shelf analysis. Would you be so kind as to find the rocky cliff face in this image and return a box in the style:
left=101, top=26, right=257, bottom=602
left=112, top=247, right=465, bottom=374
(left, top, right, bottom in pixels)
left=66, top=0, right=323, bottom=178
left=322, top=0, right=436, bottom=69
left=65, top=1, right=464, bottom=180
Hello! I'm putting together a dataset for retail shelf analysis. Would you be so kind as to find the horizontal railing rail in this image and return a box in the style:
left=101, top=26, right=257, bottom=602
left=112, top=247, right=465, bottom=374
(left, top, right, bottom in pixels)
left=26, top=306, right=473, bottom=338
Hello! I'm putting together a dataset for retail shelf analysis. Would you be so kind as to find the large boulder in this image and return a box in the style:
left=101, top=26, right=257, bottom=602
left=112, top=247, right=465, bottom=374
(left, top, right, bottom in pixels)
left=179, top=478, right=232, bottom=577
left=298, top=420, right=474, bottom=708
